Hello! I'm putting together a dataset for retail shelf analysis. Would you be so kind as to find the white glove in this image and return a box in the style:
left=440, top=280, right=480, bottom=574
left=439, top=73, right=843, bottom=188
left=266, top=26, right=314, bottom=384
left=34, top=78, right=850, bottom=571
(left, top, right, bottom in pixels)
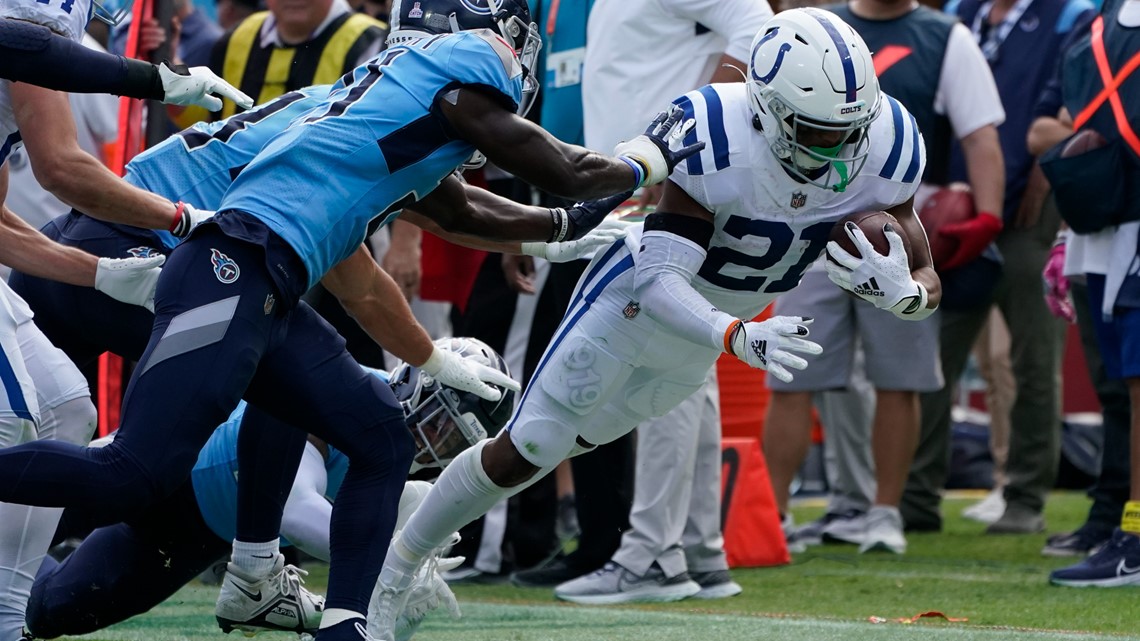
left=170, top=202, right=216, bottom=238
left=390, top=549, right=464, bottom=641
left=157, top=61, right=254, bottom=111
left=824, top=223, right=931, bottom=320
left=728, top=316, right=822, bottom=383
left=420, top=345, right=521, bottom=401
left=521, top=219, right=632, bottom=262
left=94, top=255, right=166, bottom=312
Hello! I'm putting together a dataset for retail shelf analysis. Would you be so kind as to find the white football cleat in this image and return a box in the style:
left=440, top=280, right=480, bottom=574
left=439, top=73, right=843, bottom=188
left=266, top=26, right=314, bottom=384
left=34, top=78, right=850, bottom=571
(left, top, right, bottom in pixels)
left=369, top=532, right=462, bottom=641
left=215, top=554, right=324, bottom=635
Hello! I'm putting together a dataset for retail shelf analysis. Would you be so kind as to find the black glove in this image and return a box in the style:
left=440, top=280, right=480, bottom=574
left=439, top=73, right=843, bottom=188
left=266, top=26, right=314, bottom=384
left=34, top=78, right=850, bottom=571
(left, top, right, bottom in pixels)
left=551, top=190, right=635, bottom=242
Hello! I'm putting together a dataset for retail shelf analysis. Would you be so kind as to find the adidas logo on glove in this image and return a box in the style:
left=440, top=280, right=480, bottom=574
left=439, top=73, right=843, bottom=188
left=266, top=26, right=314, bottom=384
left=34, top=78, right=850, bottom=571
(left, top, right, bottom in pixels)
left=853, top=278, right=885, bottom=297
left=750, top=339, right=768, bottom=366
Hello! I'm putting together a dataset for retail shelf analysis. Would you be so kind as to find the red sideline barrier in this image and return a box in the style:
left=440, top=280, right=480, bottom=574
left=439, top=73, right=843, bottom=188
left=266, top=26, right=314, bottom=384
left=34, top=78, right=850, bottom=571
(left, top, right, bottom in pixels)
left=721, top=437, right=790, bottom=568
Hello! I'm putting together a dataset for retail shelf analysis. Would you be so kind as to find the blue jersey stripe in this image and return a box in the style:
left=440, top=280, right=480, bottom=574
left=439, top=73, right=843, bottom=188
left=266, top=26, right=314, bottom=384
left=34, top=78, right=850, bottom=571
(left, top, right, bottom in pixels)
left=811, top=12, right=857, bottom=103
left=697, top=86, right=731, bottom=171
left=0, top=131, right=22, bottom=166
left=901, top=110, right=923, bottom=184
left=0, top=350, right=34, bottom=422
left=506, top=245, right=634, bottom=433
left=879, top=98, right=905, bottom=180
left=672, top=95, right=704, bottom=176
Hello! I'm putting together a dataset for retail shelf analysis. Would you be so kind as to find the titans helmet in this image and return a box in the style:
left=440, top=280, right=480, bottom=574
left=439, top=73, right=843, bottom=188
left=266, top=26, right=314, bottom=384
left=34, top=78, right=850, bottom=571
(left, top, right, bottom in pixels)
left=390, top=336, right=516, bottom=473
left=387, top=0, right=540, bottom=115
left=747, top=8, right=881, bottom=193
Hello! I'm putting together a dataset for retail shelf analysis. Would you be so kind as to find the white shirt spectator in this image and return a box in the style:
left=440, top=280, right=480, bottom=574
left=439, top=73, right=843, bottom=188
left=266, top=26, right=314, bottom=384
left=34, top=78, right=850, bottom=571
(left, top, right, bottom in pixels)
left=582, top=0, right=773, bottom=153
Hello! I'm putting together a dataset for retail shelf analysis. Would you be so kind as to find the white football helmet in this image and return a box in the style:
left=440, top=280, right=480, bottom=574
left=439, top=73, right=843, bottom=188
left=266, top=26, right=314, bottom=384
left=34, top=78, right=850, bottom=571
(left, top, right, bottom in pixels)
left=747, top=8, right=881, bottom=193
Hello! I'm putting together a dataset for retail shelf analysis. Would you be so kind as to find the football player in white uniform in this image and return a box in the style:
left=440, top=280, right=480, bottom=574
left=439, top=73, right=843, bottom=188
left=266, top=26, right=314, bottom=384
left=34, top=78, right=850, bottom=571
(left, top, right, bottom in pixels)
left=369, top=9, right=941, bottom=636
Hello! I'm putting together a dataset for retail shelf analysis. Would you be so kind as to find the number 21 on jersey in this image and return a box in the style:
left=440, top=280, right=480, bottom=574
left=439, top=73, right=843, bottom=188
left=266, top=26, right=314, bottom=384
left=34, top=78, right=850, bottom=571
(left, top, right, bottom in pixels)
left=698, top=217, right=833, bottom=294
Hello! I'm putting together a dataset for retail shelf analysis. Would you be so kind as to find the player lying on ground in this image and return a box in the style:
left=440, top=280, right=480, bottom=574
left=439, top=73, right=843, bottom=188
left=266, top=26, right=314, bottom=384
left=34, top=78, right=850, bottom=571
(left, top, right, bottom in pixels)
left=22, top=338, right=505, bottom=640
left=0, top=0, right=251, bottom=111
left=370, top=8, right=942, bottom=639
left=0, top=0, right=702, bottom=639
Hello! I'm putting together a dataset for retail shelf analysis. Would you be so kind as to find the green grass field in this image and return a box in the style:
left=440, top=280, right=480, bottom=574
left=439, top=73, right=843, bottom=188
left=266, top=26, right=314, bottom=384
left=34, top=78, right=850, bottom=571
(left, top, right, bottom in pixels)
left=65, top=492, right=1140, bottom=641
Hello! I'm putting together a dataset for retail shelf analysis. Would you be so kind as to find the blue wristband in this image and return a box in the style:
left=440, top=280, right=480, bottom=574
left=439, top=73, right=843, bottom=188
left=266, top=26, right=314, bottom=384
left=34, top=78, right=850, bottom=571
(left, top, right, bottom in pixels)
left=618, top=156, right=646, bottom=189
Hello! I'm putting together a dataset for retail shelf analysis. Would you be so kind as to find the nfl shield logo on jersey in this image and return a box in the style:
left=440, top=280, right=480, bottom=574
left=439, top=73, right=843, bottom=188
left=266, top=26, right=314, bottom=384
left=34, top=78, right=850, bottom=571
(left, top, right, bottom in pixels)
left=210, top=249, right=240, bottom=284
left=408, top=1, right=423, bottom=17
left=623, top=301, right=641, bottom=319
left=790, top=191, right=807, bottom=209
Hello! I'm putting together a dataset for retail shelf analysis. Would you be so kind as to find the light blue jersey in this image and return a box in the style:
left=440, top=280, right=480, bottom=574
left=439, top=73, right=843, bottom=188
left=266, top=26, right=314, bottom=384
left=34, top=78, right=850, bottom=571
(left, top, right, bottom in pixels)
left=120, top=84, right=335, bottom=249
left=218, top=30, right=524, bottom=289
left=190, top=369, right=388, bottom=543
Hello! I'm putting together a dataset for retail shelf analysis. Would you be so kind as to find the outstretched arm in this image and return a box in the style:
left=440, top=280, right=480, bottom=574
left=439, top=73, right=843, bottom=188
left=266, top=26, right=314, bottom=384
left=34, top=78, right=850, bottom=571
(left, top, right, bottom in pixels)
left=322, top=245, right=519, bottom=400
left=407, top=173, right=630, bottom=248
left=0, top=18, right=251, bottom=110
left=439, top=89, right=700, bottom=200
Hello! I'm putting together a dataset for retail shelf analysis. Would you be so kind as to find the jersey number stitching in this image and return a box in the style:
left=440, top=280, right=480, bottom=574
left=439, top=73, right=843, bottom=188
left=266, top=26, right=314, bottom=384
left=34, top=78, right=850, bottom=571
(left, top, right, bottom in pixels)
left=698, top=218, right=832, bottom=293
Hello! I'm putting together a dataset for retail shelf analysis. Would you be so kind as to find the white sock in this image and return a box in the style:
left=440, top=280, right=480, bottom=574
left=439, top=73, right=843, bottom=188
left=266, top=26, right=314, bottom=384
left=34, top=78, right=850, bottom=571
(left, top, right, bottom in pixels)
left=0, top=504, right=63, bottom=641
left=230, top=540, right=279, bottom=578
left=320, top=608, right=364, bottom=629
left=390, top=440, right=555, bottom=573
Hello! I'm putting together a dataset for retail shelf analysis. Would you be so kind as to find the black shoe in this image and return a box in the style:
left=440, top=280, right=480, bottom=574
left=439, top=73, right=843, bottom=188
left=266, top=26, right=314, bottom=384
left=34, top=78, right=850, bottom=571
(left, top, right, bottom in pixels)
left=1042, top=523, right=1114, bottom=557
left=510, top=558, right=586, bottom=588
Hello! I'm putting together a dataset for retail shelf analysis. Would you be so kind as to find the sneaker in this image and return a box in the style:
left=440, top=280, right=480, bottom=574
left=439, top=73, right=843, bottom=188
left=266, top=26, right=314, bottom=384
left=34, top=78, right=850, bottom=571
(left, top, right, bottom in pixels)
left=438, top=561, right=509, bottom=585
left=859, top=506, right=907, bottom=554
left=780, top=514, right=807, bottom=554
left=689, top=569, right=742, bottom=599
left=1042, top=523, right=1114, bottom=558
left=390, top=553, right=463, bottom=641
left=796, top=509, right=866, bottom=546
left=1050, top=529, right=1140, bottom=587
left=821, top=510, right=869, bottom=546
left=962, top=489, right=1006, bottom=525
left=216, top=554, right=324, bottom=635
left=553, top=562, right=700, bottom=605
left=986, top=503, right=1045, bottom=535
left=510, top=557, right=586, bottom=588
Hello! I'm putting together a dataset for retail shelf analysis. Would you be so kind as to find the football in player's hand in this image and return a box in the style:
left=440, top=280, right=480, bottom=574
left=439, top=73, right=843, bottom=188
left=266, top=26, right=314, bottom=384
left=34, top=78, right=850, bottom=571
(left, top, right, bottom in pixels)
left=918, top=182, right=974, bottom=268
left=1061, top=129, right=1108, bottom=157
left=828, top=210, right=912, bottom=265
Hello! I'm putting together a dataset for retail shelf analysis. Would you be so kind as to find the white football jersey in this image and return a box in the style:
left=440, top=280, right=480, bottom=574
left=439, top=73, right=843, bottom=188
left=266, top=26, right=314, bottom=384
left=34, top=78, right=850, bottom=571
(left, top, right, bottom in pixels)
left=0, top=0, right=95, bottom=165
left=625, top=82, right=925, bottom=321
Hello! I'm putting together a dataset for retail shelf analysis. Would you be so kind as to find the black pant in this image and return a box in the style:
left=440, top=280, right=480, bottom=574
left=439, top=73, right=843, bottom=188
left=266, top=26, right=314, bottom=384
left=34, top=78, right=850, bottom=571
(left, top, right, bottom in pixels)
left=1072, top=281, right=1132, bottom=527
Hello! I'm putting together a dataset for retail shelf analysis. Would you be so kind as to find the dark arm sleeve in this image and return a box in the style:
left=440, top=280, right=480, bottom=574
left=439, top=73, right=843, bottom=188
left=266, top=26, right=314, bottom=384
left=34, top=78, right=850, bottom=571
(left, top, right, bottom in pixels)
left=0, top=18, right=165, bottom=100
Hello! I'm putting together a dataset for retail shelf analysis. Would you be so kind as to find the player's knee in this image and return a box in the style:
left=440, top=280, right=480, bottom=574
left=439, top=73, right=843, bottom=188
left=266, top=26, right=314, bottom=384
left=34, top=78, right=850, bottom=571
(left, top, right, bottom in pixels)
left=336, top=408, right=414, bottom=474
left=484, top=432, right=542, bottom=487
left=40, top=396, right=98, bottom=445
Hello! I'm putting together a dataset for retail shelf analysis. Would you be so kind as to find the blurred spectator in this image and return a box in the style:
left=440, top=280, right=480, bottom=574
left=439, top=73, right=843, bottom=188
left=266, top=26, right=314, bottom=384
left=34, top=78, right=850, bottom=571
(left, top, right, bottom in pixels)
left=1026, top=17, right=1129, bottom=558
left=1034, top=0, right=1140, bottom=584
left=764, top=0, right=1004, bottom=555
left=176, top=0, right=225, bottom=67
left=903, top=0, right=1096, bottom=535
left=961, top=310, right=1016, bottom=524
left=215, top=0, right=261, bottom=30
left=200, top=0, right=386, bottom=121
left=544, top=0, right=772, bottom=603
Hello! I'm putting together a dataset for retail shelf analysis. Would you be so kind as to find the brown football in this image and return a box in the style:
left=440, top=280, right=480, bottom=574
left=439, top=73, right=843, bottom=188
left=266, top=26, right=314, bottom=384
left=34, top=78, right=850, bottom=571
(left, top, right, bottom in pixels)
left=828, top=210, right=913, bottom=268
left=1062, top=129, right=1108, bottom=157
left=919, top=182, right=975, bottom=270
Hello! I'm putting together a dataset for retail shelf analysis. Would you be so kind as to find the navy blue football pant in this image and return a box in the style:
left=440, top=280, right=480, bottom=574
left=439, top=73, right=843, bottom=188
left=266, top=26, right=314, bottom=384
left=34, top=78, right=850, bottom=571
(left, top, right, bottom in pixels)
left=9, top=212, right=313, bottom=546
left=0, top=220, right=413, bottom=613
left=26, top=481, right=229, bottom=638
